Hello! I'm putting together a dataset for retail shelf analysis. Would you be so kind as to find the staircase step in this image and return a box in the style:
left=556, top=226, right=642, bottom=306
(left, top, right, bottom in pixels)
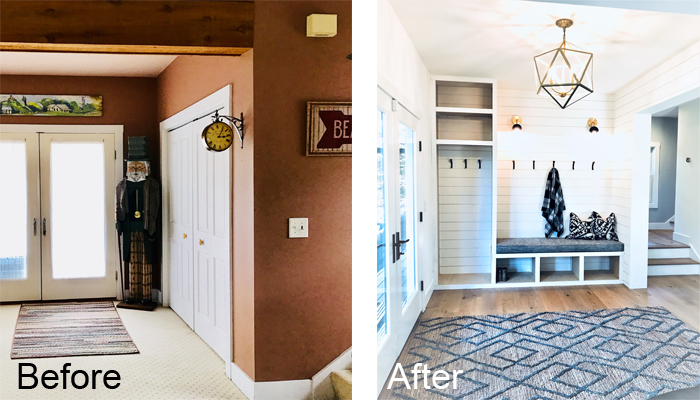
left=331, top=369, right=352, bottom=400
left=648, top=247, right=690, bottom=259
left=648, top=258, right=699, bottom=266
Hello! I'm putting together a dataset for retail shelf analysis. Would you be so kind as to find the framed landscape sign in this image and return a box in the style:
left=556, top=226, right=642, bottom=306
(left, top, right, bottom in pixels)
left=306, top=101, right=352, bottom=156
left=0, top=94, right=103, bottom=117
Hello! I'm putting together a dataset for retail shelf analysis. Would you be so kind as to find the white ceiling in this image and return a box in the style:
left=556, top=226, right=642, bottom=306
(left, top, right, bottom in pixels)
left=0, top=52, right=177, bottom=77
left=653, top=107, right=679, bottom=118
left=389, top=0, right=700, bottom=93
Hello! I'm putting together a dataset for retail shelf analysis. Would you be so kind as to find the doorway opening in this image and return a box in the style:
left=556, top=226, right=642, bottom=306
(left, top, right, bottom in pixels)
left=0, top=125, right=122, bottom=302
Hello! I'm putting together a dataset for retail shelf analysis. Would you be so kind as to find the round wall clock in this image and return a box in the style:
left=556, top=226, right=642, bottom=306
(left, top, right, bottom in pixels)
left=201, top=120, right=234, bottom=152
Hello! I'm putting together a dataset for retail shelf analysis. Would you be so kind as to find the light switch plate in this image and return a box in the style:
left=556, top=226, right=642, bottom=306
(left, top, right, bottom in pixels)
left=289, top=218, right=308, bottom=238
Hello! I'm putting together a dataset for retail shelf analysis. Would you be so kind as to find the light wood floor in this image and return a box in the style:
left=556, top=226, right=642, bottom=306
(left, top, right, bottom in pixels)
left=380, top=276, right=700, bottom=399
left=424, top=276, right=699, bottom=330
left=648, top=229, right=689, bottom=249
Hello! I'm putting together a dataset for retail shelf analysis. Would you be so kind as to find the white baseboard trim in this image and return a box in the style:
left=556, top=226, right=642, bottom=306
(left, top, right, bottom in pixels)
left=312, top=347, right=352, bottom=400
left=648, top=264, right=700, bottom=276
left=228, top=356, right=356, bottom=400
left=649, top=222, right=672, bottom=230
left=255, top=379, right=312, bottom=400
left=673, top=232, right=691, bottom=245
left=229, top=361, right=255, bottom=400
left=690, top=244, right=700, bottom=262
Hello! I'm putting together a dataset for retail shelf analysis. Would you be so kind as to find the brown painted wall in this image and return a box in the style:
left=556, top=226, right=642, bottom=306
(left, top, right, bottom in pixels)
left=0, top=75, right=162, bottom=289
left=253, top=1, right=352, bottom=381
left=156, top=52, right=256, bottom=379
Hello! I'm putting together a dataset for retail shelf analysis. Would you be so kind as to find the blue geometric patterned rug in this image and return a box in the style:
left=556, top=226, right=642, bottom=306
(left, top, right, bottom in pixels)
left=387, top=307, right=700, bottom=400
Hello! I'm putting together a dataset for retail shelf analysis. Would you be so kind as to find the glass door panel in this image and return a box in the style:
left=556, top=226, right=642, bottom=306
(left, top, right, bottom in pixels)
left=0, top=132, right=41, bottom=301
left=398, top=123, right=417, bottom=308
left=377, top=108, right=389, bottom=342
left=50, top=141, right=107, bottom=279
left=0, top=140, right=28, bottom=279
left=40, top=134, right=116, bottom=300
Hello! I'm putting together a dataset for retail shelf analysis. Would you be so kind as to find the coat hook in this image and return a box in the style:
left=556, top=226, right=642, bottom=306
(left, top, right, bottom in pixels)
left=449, top=159, right=453, bottom=168
left=533, top=160, right=535, bottom=170
left=464, top=159, right=468, bottom=169
left=478, top=159, right=482, bottom=169
left=512, top=160, right=515, bottom=170
left=592, top=161, right=595, bottom=170
left=573, top=161, right=575, bottom=170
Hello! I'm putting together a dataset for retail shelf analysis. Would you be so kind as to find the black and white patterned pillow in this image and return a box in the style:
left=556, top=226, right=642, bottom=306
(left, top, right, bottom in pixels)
left=566, top=212, right=595, bottom=240
left=591, top=211, right=619, bottom=241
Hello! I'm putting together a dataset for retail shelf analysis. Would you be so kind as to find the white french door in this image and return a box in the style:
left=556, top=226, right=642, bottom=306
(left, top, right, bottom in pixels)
left=0, top=128, right=119, bottom=302
left=163, top=85, right=232, bottom=364
left=377, top=89, right=422, bottom=395
left=39, top=134, right=116, bottom=300
left=0, top=133, right=41, bottom=301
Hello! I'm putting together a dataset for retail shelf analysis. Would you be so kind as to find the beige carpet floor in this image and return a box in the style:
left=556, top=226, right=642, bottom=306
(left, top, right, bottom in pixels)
left=0, top=303, right=248, bottom=399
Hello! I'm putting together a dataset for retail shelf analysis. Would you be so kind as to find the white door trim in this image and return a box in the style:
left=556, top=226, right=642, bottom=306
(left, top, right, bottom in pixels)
left=0, top=124, right=123, bottom=299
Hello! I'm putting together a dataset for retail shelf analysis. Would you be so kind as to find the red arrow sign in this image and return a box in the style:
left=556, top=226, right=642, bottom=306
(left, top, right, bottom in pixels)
left=316, top=110, right=352, bottom=149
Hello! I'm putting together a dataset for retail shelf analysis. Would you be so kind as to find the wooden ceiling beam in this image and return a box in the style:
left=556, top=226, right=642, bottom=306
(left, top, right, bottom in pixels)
left=0, top=1, right=253, bottom=55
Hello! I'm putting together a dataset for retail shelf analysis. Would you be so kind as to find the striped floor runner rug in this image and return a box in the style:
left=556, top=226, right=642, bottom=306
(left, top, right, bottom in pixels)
left=11, top=301, right=139, bottom=359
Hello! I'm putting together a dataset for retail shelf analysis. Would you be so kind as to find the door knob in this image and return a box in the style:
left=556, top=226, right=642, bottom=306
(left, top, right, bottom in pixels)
left=183, top=233, right=187, bottom=239
left=199, top=239, right=204, bottom=246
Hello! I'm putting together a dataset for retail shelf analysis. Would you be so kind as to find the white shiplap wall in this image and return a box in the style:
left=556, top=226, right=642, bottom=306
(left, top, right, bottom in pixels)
left=438, top=145, right=493, bottom=274
left=612, top=41, right=700, bottom=288
left=495, top=89, right=620, bottom=272
left=496, top=89, right=618, bottom=234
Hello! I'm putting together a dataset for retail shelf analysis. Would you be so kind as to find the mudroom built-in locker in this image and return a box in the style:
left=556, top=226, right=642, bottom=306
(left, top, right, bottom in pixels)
left=433, top=77, right=623, bottom=289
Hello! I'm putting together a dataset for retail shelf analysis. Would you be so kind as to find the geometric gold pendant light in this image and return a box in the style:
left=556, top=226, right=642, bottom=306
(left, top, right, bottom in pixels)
left=535, top=19, right=594, bottom=109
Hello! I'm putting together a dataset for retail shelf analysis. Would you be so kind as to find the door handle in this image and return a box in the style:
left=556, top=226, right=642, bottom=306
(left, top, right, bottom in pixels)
left=33, top=218, right=37, bottom=236
left=199, top=239, right=204, bottom=246
left=183, top=233, right=187, bottom=239
left=393, top=231, right=410, bottom=262
left=377, top=243, right=385, bottom=248
left=42, top=218, right=46, bottom=236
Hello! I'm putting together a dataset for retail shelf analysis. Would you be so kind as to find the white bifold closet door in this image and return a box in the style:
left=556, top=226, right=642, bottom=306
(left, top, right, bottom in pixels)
left=167, top=99, right=231, bottom=363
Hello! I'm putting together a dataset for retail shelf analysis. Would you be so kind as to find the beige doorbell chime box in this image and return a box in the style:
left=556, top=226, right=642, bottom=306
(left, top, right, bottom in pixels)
left=306, top=14, right=337, bottom=37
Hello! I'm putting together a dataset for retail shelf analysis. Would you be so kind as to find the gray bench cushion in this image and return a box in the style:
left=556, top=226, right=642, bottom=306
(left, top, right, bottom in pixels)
left=496, top=238, right=624, bottom=254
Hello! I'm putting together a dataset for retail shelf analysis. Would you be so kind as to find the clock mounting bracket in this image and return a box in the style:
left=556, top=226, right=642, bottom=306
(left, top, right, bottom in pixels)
left=211, top=109, right=245, bottom=149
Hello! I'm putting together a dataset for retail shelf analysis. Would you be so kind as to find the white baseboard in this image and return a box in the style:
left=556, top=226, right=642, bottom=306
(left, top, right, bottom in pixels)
left=649, top=222, right=672, bottom=230
left=312, top=347, right=352, bottom=400
left=690, top=244, right=700, bottom=262
left=229, top=361, right=255, bottom=400
left=256, top=380, right=312, bottom=400
left=648, top=264, right=700, bottom=276
left=673, top=232, right=691, bottom=245
left=228, top=348, right=353, bottom=400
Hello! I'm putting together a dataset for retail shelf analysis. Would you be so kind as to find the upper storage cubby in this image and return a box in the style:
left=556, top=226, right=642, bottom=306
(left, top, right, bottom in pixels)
left=435, top=80, right=495, bottom=143
left=436, top=81, right=493, bottom=109
left=437, top=113, right=492, bottom=141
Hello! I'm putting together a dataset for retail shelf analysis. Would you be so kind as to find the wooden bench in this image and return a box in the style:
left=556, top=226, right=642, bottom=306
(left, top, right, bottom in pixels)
left=493, top=238, right=625, bottom=287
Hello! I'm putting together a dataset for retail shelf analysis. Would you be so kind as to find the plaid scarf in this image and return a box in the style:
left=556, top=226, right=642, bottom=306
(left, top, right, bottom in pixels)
left=541, top=167, right=566, bottom=237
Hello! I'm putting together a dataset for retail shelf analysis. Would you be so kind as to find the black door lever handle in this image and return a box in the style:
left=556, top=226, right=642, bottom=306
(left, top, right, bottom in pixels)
left=43, top=218, right=47, bottom=236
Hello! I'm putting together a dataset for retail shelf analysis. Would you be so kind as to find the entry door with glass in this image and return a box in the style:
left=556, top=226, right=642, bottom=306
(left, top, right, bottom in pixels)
left=377, top=89, right=422, bottom=394
left=0, top=130, right=117, bottom=301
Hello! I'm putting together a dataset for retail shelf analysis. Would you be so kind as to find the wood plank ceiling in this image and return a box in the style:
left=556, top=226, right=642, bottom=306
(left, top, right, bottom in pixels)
left=0, top=1, right=254, bottom=55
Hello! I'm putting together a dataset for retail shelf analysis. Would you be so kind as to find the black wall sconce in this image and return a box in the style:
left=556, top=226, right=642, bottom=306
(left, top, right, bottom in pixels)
left=512, top=115, right=523, bottom=131
left=588, top=118, right=599, bottom=133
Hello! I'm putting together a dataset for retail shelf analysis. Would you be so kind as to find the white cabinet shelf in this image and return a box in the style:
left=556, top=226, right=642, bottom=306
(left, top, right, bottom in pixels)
left=436, top=107, right=493, bottom=115
left=436, top=139, right=493, bottom=146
